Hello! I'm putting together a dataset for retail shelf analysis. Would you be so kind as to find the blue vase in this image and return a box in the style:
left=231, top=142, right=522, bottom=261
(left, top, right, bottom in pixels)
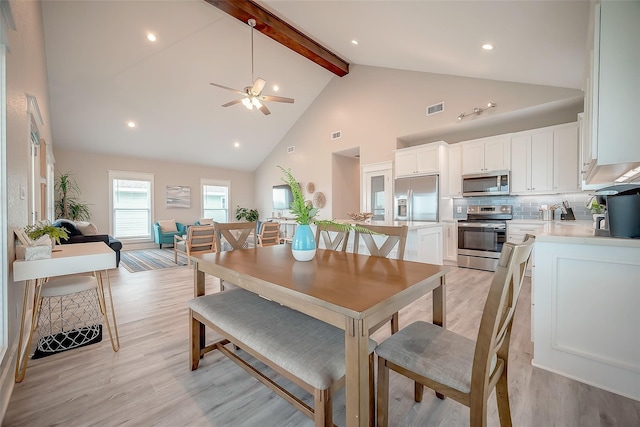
left=291, top=224, right=316, bottom=261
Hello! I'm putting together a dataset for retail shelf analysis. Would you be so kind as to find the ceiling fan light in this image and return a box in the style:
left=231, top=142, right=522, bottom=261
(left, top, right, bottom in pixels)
left=252, top=97, right=262, bottom=108
left=242, top=97, right=253, bottom=110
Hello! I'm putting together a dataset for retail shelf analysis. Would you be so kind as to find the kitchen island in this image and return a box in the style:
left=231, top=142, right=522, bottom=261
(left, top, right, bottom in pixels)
left=532, top=223, right=640, bottom=401
left=337, top=220, right=443, bottom=265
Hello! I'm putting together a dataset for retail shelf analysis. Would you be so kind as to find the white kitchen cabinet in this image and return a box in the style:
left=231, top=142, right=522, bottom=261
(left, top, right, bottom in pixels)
left=405, top=226, right=443, bottom=265
left=461, top=135, right=510, bottom=175
left=582, top=1, right=640, bottom=184
left=447, top=145, right=462, bottom=197
left=507, top=221, right=545, bottom=277
left=511, top=130, right=554, bottom=194
left=533, top=238, right=640, bottom=401
left=553, top=123, right=580, bottom=192
left=395, top=144, right=440, bottom=177
left=510, top=123, right=579, bottom=195
left=441, top=220, right=457, bottom=264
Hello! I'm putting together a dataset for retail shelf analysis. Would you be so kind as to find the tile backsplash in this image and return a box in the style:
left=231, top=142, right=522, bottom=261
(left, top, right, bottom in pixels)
left=451, top=192, right=594, bottom=220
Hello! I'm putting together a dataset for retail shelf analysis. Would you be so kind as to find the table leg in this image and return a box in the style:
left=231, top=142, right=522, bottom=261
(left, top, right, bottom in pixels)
left=344, top=317, right=370, bottom=427
left=432, top=275, right=446, bottom=328
left=15, top=278, right=44, bottom=383
left=433, top=274, right=447, bottom=400
left=194, top=263, right=206, bottom=352
left=95, top=270, right=120, bottom=351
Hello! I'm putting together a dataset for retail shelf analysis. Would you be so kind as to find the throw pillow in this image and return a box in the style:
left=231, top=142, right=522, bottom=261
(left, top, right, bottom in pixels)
left=198, top=218, right=214, bottom=225
left=76, top=221, right=99, bottom=235
left=158, top=219, right=178, bottom=233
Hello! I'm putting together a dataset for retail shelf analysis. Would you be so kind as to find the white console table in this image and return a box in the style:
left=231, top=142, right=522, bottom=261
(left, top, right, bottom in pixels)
left=12, top=242, right=120, bottom=382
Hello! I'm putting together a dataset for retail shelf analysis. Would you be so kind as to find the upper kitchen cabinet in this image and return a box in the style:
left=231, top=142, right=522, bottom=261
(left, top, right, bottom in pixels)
left=447, top=144, right=462, bottom=197
left=582, top=1, right=640, bottom=184
left=553, top=123, right=580, bottom=192
left=511, top=122, right=579, bottom=195
left=395, top=141, right=446, bottom=178
left=461, top=135, right=510, bottom=175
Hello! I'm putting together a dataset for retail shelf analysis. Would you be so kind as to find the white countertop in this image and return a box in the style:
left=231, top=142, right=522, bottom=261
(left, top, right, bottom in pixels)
left=336, top=220, right=442, bottom=230
left=532, top=221, right=640, bottom=248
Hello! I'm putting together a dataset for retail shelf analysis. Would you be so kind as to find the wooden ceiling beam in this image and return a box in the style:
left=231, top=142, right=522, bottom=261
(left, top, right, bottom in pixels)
left=204, top=0, right=349, bottom=77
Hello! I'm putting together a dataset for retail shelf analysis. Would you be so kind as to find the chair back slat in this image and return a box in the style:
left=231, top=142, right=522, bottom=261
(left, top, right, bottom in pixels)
left=471, top=237, right=534, bottom=396
left=258, top=222, right=280, bottom=247
left=354, top=224, right=408, bottom=260
left=213, top=221, right=257, bottom=250
left=189, top=225, right=216, bottom=251
left=315, top=223, right=350, bottom=251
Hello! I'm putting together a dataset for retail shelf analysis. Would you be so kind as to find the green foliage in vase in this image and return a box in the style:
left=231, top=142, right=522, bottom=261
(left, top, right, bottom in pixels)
left=24, top=221, right=69, bottom=244
left=278, top=165, right=376, bottom=234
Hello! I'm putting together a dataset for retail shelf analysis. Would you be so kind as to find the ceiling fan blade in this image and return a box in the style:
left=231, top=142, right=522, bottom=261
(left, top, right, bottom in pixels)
left=251, top=78, right=266, bottom=95
left=258, top=104, right=271, bottom=115
left=260, top=95, right=295, bottom=104
left=210, top=82, right=245, bottom=96
left=222, top=98, right=244, bottom=107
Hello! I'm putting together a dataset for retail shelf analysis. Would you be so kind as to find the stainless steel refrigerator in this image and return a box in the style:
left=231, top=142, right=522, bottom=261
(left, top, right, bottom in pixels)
left=394, top=175, right=439, bottom=222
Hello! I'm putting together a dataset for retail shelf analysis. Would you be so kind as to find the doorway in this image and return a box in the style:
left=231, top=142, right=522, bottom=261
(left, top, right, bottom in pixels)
left=362, top=162, right=392, bottom=222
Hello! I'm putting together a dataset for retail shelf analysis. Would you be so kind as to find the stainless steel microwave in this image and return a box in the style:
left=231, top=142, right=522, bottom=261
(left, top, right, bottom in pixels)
left=462, top=171, right=510, bottom=197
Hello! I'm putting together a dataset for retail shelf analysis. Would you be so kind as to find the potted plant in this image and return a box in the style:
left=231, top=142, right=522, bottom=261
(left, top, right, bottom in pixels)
left=55, top=171, right=92, bottom=221
left=235, top=206, right=259, bottom=222
left=24, top=221, right=69, bottom=246
left=278, top=166, right=371, bottom=261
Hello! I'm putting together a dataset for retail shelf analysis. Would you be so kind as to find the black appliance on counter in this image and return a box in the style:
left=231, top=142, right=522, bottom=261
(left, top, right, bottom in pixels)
left=594, top=184, right=640, bottom=238
left=457, top=205, right=512, bottom=272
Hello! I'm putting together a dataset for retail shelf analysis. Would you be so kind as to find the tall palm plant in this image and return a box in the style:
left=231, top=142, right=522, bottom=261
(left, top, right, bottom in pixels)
left=55, top=171, right=92, bottom=221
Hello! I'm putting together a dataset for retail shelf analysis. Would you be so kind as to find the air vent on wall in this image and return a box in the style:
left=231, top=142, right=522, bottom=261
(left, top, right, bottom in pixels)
left=331, top=131, right=342, bottom=140
left=426, top=102, right=445, bottom=116
left=287, top=146, right=295, bottom=153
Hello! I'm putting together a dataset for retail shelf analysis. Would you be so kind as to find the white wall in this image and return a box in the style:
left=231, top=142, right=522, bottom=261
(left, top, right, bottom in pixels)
left=1, top=0, right=54, bottom=419
left=52, top=148, right=255, bottom=242
left=254, top=64, right=583, bottom=220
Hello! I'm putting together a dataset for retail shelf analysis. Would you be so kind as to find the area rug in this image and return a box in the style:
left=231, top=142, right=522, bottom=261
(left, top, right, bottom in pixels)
left=120, top=248, right=188, bottom=273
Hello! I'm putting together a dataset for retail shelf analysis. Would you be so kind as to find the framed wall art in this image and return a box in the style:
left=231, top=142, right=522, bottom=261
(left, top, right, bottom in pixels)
left=166, top=185, right=191, bottom=208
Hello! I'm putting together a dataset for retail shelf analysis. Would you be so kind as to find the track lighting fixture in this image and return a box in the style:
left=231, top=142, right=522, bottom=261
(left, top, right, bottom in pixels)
left=458, top=102, right=497, bottom=120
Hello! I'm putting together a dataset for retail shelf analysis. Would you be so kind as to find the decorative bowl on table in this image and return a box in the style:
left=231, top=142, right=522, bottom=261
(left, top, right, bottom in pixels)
left=347, top=212, right=373, bottom=222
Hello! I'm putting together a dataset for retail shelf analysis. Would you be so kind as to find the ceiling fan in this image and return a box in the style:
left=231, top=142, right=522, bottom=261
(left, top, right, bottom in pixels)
left=210, top=18, right=294, bottom=116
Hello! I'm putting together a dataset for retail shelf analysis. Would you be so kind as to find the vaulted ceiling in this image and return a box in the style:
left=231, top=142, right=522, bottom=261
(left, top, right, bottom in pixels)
left=41, top=0, right=590, bottom=171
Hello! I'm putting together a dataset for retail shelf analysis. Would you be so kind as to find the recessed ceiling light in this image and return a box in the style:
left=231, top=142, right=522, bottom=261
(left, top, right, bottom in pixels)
left=147, top=33, right=157, bottom=42
left=234, top=142, right=240, bottom=148
left=273, top=85, right=279, bottom=92
left=127, top=121, right=136, bottom=128
left=351, top=40, right=359, bottom=45
left=482, top=43, right=493, bottom=50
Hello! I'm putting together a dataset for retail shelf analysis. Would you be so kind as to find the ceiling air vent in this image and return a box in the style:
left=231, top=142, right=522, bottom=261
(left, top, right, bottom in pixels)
left=331, top=131, right=342, bottom=140
left=426, top=102, right=445, bottom=116
left=287, top=146, right=295, bottom=154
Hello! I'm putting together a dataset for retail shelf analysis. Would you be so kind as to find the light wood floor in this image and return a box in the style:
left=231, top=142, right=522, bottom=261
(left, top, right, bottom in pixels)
left=4, top=263, right=640, bottom=426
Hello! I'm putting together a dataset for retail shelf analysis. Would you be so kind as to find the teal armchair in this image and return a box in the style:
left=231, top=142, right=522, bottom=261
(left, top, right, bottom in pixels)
left=153, top=220, right=187, bottom=249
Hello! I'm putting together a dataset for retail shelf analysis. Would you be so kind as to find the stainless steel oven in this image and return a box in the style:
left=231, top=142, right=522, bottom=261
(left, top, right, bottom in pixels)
left=457, top=205, right=512, bottom=271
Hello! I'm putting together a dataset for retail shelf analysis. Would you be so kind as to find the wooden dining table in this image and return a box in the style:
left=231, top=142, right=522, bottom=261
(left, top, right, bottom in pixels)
left=192, top=244, right=448, bottom=427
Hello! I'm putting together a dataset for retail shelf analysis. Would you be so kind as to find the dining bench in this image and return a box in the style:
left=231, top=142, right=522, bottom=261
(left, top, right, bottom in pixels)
left=188, top=288, right=376, bottom=426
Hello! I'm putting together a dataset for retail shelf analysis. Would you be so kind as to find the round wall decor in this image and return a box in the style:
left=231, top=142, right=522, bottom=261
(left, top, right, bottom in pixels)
left=306, top=182, right=315, bottom=194
left=312, top=192, right=326, bottom=208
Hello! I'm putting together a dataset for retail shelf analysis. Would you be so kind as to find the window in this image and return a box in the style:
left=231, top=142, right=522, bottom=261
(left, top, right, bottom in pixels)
left=202, top=179, right=229, bottom=222
left=109, top=171, right=154, bottom=240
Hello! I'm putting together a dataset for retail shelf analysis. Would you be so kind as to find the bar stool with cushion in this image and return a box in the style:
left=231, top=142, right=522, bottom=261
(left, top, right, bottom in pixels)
left=375, top=237, right=534, bottom=427
left=353, top=224, right=409, bottom=334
